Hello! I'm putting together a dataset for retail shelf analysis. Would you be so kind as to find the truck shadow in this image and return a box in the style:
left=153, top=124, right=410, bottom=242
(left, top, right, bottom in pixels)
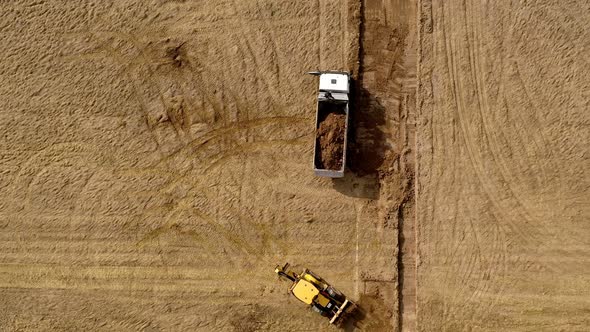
left=332, top=85, right=387, bottom=200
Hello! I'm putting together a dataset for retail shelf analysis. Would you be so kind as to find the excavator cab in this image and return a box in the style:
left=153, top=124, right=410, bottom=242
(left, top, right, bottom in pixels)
left=275, top=263, right=355, bottom=325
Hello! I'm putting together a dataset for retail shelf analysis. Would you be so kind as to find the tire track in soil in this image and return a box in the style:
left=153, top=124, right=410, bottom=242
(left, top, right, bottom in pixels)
left=0, top=2, right=365, bottom=331
left=128, top=135, right=313, bottom=262
left=417, top=0, right=589, bottom=330
left=67, top=21, right=314, bottom=265
left=439, top=5, right=570, bottom=315
left=61, top=7, right=313, bottom=168
left=11, top=142, right=116, bottom=213
left=430, top=1, right=509, bottom=325
left=124, top=0, right=354, bottom=272
left=456, top=0, right=508, bottom=311
left=48, top=27, right=309, bottom=266
left=65, top=25, right=257, bottom=158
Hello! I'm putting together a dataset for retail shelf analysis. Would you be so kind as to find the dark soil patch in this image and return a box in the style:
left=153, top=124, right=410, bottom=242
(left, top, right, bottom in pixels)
left=316, top=106, right=346, bottom=170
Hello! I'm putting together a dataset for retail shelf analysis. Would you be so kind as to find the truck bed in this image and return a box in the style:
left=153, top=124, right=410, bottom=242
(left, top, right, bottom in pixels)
left=313, top=97, right=349, bottom=177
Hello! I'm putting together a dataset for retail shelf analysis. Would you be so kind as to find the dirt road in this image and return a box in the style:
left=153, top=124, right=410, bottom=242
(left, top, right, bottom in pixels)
left=416, top=0, right=590, bottom=330
left=353, top=0, right=418, bottom=330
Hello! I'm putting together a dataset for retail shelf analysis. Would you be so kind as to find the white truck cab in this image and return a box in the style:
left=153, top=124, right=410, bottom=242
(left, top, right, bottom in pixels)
left=308, top=71, right=351, bottom=178
left=319, top=72, right=349, bottom=93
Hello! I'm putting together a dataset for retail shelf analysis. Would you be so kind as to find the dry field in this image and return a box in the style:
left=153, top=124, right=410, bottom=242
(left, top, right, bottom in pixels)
left=416, top=0, right=589, bottom=330
left=0, top=0, right=401, bottom=331
left=0, top=0, right=588, bottom=331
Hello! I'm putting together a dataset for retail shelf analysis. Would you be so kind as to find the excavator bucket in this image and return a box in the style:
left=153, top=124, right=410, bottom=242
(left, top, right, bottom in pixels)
left=329, top=299, right=355, bottom=325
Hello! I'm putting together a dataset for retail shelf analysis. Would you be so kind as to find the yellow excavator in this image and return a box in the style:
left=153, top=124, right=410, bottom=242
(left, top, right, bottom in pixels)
left=275, top=263, right=355, bottom=325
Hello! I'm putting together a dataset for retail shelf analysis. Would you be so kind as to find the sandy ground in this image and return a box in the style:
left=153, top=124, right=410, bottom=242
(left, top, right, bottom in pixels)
left=0, top=0, right=588, bottom=331
left=416, top=0, right=590, bottom=330
left=0, top=0, right=403, bottom=331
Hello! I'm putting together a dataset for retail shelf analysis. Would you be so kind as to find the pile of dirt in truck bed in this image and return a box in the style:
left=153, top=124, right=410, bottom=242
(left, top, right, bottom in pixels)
left=316, top=112, right=346, bottom=170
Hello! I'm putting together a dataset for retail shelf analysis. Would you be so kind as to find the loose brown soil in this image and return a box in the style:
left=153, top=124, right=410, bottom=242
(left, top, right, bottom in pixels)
left=316, top=112, right=346, bottom=170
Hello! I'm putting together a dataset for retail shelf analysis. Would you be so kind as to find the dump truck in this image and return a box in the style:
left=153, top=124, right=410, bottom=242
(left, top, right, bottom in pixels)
left=308, top=71, right=351, bottom=178
left=275, top=263, right=355, bottom=325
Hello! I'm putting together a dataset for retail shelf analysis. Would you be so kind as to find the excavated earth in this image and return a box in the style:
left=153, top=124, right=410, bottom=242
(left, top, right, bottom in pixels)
left=316, top=112, right=346, bottom=170
left=0, top=0, right=588, bottom=331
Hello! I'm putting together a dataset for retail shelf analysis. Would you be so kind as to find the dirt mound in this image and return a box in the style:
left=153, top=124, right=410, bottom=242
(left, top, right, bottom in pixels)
left=316, top=112, right=346, bottom=170
left=342, top=294, right=394, bottom=331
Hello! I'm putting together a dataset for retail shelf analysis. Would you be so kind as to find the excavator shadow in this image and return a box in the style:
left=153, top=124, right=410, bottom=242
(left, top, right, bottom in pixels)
left=341, top=304, right=367, bottom=331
